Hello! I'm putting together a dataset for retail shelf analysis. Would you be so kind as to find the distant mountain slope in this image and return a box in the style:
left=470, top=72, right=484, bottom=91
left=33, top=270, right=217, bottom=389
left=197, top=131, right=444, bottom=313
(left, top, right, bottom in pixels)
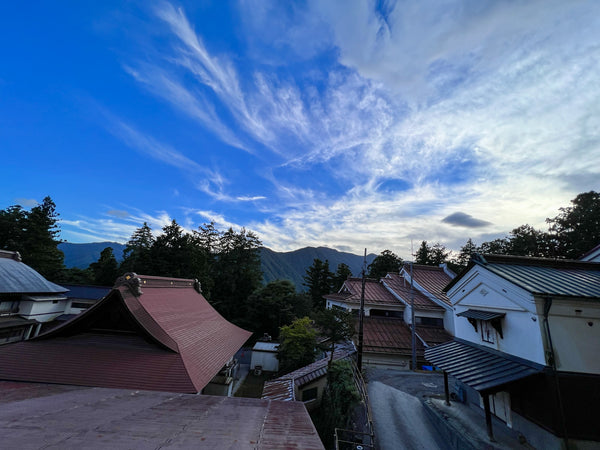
left=59, top=242, right=375, bottom=290
left=260, top=246, right=376, bottom=290
left=59, top=242, right=126, bottom=269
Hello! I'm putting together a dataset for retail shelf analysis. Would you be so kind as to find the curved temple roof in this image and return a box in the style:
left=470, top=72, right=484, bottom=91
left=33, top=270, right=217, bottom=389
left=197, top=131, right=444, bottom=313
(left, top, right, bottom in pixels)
left=0, top=274, right=251, bottom=393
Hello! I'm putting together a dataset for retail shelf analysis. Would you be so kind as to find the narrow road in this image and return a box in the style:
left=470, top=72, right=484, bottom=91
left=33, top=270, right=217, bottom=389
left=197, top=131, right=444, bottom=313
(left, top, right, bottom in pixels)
left=368, top=380, right=450, bottom=450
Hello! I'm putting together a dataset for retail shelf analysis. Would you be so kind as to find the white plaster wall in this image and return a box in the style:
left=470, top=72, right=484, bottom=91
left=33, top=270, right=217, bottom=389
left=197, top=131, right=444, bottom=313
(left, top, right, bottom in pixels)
left=18, top=300, right=68, bottom=322
left=544, top=298, right=600, bottom=374
left=250, top=351, right=279, bottom=372
left=449, top=267, right=547, bottom=365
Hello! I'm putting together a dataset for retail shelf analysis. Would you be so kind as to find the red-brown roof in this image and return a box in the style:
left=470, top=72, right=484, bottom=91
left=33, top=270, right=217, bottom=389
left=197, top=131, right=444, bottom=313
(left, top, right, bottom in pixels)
left=403, top=264, right=454, bottom=305
left=0, top=274, right=251, bottom=393
left=324, top=278, right=400, bottom=306
left=360, top=317, right=425, bottom=355
left=0, top=381, right=325, bottom=449
left=415, top=326, right=453, bottom=346
left=382, top=273, right=444, bottom=311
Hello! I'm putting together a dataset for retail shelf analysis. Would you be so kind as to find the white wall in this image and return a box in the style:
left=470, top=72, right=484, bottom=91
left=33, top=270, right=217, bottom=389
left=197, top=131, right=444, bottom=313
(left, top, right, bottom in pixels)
left=18, top=299, right=69, bottom=322
left=448, top=267, right=548, bottom=366
left=543, top=297, right=600, bottom=374
left=250, top=351, right=279, bottom=372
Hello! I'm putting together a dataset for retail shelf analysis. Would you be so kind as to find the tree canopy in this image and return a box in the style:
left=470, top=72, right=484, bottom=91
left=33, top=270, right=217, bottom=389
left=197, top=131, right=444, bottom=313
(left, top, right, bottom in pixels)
left=277, top=316, right=318, bottom=374
left=367, top=249, right=402, bottom=278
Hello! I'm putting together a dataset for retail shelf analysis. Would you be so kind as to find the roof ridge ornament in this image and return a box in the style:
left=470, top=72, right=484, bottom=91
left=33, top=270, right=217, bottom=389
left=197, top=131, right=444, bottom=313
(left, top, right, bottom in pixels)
left=114, top=272, right=143, bottom=296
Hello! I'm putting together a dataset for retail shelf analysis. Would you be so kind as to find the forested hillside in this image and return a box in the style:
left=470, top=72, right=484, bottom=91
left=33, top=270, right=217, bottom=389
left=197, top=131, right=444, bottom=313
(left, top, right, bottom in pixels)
left=59, top=242, right=375, bottom=291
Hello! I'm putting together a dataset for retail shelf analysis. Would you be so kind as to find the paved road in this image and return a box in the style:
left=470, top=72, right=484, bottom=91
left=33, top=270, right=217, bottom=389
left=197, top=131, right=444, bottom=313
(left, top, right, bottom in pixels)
left=367, top=370, right=451, bottom=450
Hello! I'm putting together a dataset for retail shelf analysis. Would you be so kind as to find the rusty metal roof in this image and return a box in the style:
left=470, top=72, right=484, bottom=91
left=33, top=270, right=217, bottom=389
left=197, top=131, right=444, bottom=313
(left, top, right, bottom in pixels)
left=0, top=274, right=251, bottom=393
left=403, top=264, right=454, bottom=305
left=425, top=339, right=545, bottom=393
left=361, top=317, right=424, bottom=355
left=0, top=252, right=67, bottom=294
left=447, top=254, right=600, bottom=299
left=383, top=273, right=444, bottom=310
left=0, top=382, right=325, bottom=449
left=324, top=277, right=401, bottom=306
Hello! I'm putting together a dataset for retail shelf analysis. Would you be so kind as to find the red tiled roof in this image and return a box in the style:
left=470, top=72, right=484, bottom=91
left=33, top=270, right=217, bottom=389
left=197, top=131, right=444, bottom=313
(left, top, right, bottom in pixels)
left=403, top=264, right=454, bottom=305
left=360, top=317, right=425, bottom=355
left=0, top=274, right=251, bottom=393
left=324, top=278, right=400, bottom=306
left=383, top=273, right=443, bottom=311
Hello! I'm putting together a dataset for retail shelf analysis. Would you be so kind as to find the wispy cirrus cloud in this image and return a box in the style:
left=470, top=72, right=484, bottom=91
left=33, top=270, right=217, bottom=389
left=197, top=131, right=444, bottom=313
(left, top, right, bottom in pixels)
left=97, top=0, right=600, bottom=257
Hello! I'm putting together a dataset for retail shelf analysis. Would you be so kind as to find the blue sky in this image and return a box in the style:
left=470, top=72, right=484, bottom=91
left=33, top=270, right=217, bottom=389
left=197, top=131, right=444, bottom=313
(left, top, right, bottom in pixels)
left=1, top=0, right=599, bottom=259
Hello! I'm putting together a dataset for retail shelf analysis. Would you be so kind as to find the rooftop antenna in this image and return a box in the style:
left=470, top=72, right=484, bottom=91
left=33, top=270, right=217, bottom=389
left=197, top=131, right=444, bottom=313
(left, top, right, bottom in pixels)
left=410, top=240, right=417, bottom=371
left=357, top=248, right=367, bottom=372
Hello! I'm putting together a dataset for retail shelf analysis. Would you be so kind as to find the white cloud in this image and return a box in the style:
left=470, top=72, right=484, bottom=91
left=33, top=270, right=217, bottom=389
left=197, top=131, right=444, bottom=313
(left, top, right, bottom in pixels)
left=102, top=1, right=600, bottom=258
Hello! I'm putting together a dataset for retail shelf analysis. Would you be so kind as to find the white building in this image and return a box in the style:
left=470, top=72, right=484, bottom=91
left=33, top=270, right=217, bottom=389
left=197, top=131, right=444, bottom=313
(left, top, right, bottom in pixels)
left=0, top=250, right=69, bottom=343
left=426, top=253, right=600, bottom=449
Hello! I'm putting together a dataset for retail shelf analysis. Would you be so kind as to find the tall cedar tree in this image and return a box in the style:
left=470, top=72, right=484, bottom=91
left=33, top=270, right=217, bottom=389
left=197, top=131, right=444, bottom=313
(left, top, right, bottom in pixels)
left=211, top=227, right=262, bottom=326
left=89, top=247, right=119, bottom=286
left=0, top=197, right=65, bottom=281
left=303, top=258, right=334, bottom=310
left=367, top=249, right=402, bottom=278
left=414, top=241, right=449, bottom=266
left=332, top=263, right=352, bottom=291
left=120, top=222, right=155, bottom=274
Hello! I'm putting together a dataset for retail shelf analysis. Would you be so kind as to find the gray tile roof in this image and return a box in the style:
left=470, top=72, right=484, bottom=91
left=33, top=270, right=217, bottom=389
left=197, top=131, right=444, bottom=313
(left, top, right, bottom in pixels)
left=449, top=254, right=600, bottom=299
left=0, top=251, right=67, bottom=294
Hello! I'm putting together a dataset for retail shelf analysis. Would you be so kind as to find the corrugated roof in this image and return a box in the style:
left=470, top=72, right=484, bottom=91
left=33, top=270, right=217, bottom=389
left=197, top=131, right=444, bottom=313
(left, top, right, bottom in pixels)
left=324, top=278, right=401, bottom=306
left=456, top=309, right=506, bottom=321
left=425, top=339, right=545, bottom=393
left=0, top=382, right=325, bottom=449
left=414, top=326, right=453, bottom=346
left=447, top=254, right=600, bottom=299
left=383, top=273, right=444, bottom=310
left=403, top=264, right=454, bottom=305
left=361, top=317, right=424, bottom=355
left=0, top=273, right=251, bottom=393
left=0, top=252, right=67, bottom=294
left=262, top=345, right=355, bottom=401
left=253, top=341, right=279, bottom=352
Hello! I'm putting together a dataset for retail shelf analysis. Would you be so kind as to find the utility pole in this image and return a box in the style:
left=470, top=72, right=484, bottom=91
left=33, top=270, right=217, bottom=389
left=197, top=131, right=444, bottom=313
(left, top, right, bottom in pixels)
left=410, top=247, right=417, bottom=371
left=357, top=248, right=367, bottom=372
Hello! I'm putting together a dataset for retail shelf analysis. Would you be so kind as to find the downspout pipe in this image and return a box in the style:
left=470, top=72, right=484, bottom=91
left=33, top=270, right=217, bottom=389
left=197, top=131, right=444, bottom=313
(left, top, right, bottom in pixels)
left=543, top=296, right=569, bottom=448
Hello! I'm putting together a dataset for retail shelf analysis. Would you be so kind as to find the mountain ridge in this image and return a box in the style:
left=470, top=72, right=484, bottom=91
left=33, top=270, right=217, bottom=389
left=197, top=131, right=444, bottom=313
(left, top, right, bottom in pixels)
left=59, top=242, right=376, bottom=291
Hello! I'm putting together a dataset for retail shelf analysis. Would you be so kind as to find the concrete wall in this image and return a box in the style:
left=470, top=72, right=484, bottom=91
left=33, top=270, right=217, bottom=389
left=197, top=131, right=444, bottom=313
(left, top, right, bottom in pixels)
left=250, top=350, right=279, bottom=372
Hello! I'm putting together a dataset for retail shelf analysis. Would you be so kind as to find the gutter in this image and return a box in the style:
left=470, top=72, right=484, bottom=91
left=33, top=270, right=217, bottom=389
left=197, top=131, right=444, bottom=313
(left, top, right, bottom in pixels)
left=542, top=296, right=569, bottom=448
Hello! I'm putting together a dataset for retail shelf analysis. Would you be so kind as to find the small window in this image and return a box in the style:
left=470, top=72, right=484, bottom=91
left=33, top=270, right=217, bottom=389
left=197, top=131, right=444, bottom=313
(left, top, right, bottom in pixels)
left=302, top=387, right=318, bottom=402
left=481, top=320, right=496, bottom=343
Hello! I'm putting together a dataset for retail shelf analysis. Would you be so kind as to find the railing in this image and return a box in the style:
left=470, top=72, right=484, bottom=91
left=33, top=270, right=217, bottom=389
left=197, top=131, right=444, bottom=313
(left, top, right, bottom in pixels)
left=334, top=358, right=375, bottom=450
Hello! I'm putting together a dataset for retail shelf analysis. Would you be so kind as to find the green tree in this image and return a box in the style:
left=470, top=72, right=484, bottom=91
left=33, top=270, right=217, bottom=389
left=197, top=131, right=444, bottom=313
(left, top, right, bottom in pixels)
left=332, top=263, right=352, bottom=291
left=314, top=359, right=360, bottom=448
left=211, top=227, right=263, bottom=324
left=20, top=197, right=65, bottom=280
left=367, top=249, right=402, bottom=278
left=430, top=242, right=450, bottom=265
left=89, top=247, right=119, bottom=286
left=547, top=191, right=600, bottom=258
left=454, top=238, right=478, bottom=267
left=414, top=241, right=432, bottom=265
left=303, top=258, right=334, bottom=310
left=507, top=224, right=552, bottom=257
left=246, top=280, right=311, bottom=339
left=315, top=308, right=355, bottom=367
left=120, top=222, right=155, bottom=274
left=0, top=205, right=26, bottom=251
left=478, top=237, right=510, bottom=255
left=277, top=317, right=317, bottom=374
